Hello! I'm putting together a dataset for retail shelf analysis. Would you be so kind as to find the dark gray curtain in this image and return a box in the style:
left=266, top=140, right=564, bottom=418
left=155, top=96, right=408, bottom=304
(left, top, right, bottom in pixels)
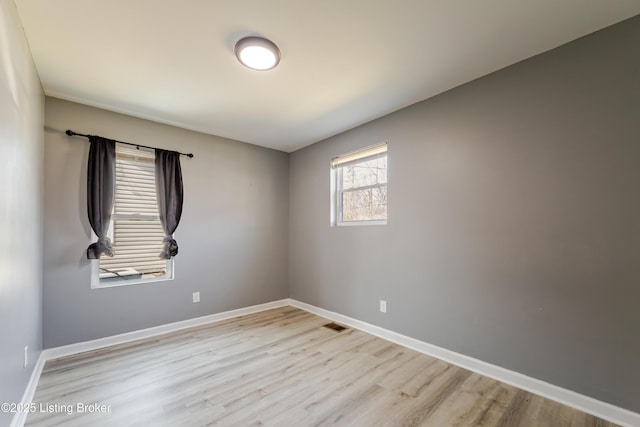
left=86, top=136, right=116, bottom=259
left=155, top=149, right=183, bottom=259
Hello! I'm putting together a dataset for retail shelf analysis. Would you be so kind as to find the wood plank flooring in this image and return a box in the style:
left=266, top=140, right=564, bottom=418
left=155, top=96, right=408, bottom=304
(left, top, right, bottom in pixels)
left=25, top=307, right=617, bottom=426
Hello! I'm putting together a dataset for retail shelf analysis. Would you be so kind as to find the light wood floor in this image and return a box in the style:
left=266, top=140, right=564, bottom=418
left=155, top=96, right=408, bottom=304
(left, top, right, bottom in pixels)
left=26, top=307, right=616, bottom=426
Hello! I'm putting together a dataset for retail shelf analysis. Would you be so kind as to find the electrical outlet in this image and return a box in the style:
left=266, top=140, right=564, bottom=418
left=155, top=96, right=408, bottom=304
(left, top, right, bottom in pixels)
left=24, top=346, right=28, bottom=368
left=192, top=292, right=200, bottom=303
left=380, top=300, right=387, bottom=313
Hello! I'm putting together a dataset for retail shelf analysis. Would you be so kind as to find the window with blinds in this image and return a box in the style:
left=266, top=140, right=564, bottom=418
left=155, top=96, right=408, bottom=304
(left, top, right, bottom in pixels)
left=331, top=143, right=387, bottom=226
left=98, top=144, right=172, bottom=284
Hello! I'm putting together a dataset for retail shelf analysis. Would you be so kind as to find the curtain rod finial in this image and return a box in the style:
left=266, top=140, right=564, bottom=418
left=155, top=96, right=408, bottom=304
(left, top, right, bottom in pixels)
left=187, top=153, right=194, bottom=158
left=65, top=130, right=74, bottom=136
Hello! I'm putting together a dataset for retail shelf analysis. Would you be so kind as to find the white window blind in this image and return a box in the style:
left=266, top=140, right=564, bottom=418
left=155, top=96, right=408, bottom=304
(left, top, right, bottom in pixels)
left=331, top=143, right=387, bottom=169
left=99, top=144, right=171, bottom=283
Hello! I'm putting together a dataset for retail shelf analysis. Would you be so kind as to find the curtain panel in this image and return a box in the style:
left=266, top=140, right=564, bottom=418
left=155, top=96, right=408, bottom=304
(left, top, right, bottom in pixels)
left=86, top=136, right=116, bottom=259
left=154, top=149, right=184, bottom=259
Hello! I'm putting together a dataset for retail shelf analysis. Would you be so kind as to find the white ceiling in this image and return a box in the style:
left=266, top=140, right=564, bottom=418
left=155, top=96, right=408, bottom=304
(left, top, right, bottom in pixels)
left=14, top=1, right=640, bottom=152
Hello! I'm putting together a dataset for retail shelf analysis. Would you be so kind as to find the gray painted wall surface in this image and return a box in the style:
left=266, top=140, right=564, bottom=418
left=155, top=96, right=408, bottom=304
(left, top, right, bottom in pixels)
left=43, top=98, right=289, bottom=348
left=289, top=16, right=640, bottom=412
left=0, top=0, right=44, bottom=426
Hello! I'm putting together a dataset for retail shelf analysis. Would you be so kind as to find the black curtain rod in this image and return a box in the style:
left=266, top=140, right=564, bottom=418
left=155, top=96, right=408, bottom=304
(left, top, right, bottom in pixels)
left=65, top=130, right=194, bottom=158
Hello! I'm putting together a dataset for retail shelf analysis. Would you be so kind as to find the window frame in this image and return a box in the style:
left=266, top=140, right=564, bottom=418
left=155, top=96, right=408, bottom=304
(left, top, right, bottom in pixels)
left=91, top=144, right=174, bottom=289
left=331, top=143, right=388, bottom=227
left=91, top=242, right=174, bottom=289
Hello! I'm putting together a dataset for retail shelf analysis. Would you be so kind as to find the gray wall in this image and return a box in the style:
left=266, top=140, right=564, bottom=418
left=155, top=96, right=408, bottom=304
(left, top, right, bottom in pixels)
left=43, top=98, right=289, bottom=348
left=289, top=16, right=640, bottom=412
left=0, top=0, right=44, bottom=426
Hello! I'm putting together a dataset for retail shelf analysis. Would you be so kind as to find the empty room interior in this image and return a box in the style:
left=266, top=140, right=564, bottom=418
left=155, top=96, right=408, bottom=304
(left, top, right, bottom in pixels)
left=1, top=1, right=639, bottom=426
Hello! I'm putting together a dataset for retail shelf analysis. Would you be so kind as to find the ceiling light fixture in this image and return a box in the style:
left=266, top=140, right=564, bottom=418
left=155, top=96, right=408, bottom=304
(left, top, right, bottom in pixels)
left=235, top=37, right=281, bottom=71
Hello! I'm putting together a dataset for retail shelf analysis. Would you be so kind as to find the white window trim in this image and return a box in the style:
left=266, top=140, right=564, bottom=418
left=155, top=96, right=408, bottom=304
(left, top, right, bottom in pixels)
left=91, top=260, right=174, bottom=289
left=336, top=219, right=388, bottom=227
left=90, top=230, right=174, bottom=289
left=331, top=143, right=388, bottom=226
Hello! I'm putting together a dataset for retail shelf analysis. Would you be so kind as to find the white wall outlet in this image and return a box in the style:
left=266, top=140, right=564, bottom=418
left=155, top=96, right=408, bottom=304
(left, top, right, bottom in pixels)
left=192, top=292, right=200, bottom=303
left=380, top=300, right=387, bottom=313
left=24, top=346, right=28, bottom=368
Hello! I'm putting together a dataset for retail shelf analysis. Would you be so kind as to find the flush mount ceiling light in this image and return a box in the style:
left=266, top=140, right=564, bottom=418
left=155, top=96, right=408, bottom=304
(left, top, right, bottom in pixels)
left=234, top=36, right=281, bottom=71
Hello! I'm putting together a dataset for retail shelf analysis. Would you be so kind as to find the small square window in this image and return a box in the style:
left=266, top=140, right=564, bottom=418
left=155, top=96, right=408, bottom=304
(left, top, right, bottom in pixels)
left=332, top=143, right=387, bottom=226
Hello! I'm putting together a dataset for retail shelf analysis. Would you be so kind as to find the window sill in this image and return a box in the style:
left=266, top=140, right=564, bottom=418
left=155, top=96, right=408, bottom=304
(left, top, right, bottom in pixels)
left=92, top=275, right=174, bottom=289
left=335, top=220, right=387, bottom=227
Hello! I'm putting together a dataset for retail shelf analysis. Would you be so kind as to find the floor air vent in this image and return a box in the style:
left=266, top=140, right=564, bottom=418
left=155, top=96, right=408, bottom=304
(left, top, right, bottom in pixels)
left=323, top=322, right=347, bottom=332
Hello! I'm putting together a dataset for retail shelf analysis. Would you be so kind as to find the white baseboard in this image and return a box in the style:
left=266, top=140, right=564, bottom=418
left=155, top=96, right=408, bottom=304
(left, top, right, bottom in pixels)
left=44, top=299, right=290, bottom=360
left=10, top=299, right=289, bottom=427
left=10, top=351, right=47, bottom=427
left=289, top=299, right=640, bottom=427
left=12, top=298, right=638, bottom=427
